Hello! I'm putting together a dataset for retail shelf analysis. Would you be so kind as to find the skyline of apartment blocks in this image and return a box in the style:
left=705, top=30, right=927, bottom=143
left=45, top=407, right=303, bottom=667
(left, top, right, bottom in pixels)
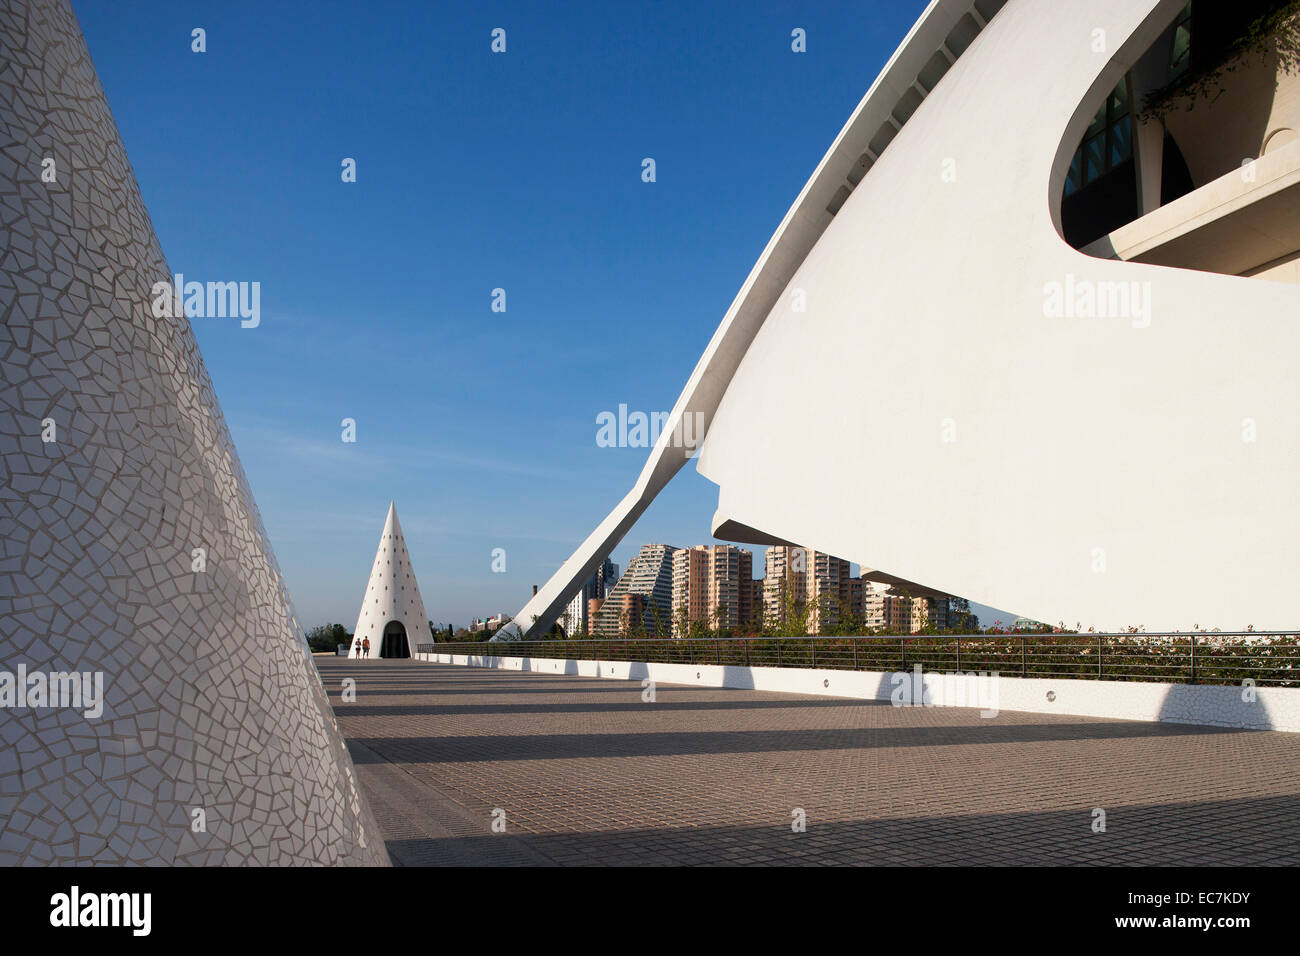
left=561, top=557, right=619, bottom=636
left=670, top=544, right=756, bottom=636
left=589, top=541, right=962, bottom=637
left=468, top=612, right=509, bottom=633
left=591, top=544, right=677, bottom=636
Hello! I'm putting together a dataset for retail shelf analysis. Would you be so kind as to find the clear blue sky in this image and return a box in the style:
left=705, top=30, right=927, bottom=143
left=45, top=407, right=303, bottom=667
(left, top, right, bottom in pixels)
left=74, top=0, right=1018, bottom=630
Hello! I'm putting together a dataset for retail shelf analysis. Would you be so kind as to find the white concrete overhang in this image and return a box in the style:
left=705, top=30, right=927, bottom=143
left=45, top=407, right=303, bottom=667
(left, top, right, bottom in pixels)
left=693, top=0, right=1300, bottom=631
left=1082, top=138, right=1300, bottom=276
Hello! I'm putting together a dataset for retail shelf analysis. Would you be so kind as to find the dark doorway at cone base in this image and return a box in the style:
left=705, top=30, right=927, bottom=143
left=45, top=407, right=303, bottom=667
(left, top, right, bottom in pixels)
left=380, top=621, right=410, bottom=658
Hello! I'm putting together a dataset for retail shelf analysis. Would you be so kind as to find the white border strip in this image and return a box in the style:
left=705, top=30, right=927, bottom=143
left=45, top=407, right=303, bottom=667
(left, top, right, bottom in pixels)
left=415, top=652, right=1300, bottom=733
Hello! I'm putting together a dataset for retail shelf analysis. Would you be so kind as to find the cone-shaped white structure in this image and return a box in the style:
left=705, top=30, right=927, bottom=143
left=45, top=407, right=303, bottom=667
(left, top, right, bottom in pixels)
left=0, top=0, right=386, bottom=864
left=350, top=504, right=431, bottom=658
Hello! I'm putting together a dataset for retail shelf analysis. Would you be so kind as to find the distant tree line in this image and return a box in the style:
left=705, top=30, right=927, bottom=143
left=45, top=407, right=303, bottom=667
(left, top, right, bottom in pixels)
left=304, top=620, right=502, bottom=653
left=304, top=623, right=350, bottom=653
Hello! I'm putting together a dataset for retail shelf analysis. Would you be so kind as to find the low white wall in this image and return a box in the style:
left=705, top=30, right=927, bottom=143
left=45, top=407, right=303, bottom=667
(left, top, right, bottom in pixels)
left=414, top=651, right=1300, bottom=733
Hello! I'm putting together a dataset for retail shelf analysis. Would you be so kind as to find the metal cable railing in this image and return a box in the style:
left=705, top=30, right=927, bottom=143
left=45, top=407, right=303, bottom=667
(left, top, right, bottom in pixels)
left=414, top=633, right=1300, bottom=687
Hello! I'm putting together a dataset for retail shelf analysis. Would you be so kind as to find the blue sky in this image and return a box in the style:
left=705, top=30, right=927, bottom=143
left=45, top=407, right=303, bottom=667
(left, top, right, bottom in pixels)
left=74, top=0, right=1019, bottom=630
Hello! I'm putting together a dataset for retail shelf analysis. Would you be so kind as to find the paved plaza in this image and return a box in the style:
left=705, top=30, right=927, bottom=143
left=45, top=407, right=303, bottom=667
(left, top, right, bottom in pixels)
left=316, top=658, right=1300, bottom=866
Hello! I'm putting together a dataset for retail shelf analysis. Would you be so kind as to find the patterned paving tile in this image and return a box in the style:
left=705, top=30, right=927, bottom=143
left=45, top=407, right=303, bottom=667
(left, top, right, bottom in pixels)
left=321, top=659, right=1300, bottom=866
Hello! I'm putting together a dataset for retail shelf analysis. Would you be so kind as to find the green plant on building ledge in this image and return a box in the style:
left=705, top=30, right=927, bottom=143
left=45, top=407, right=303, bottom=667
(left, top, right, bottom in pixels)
left=1137, top=0, right=1300, bottom=124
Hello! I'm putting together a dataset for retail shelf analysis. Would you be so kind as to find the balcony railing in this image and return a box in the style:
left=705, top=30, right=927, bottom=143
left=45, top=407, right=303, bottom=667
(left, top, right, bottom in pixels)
left=414, top=633, right=1300, bottom=687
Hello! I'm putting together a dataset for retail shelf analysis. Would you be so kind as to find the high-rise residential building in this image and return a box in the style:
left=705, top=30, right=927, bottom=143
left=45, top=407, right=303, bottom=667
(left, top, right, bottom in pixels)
left=672, top=547, right=707, bottom=635
left=912, top=596, right=950, bottom=632
left=762, top=545, right=799, bottom=626
left=883, top=591, right=912, bottom=632
left=562, top=593, right=581, bottom=637
left=561, top=557, right=618, bottom=636
left=618, top=593, right=647, bottom=632
left=763, top=545, right=852, bottom=633
left=862, top=581, right=888, bottom=630
left=808, top=549, right=854, bottom=632
left=591, top=544, right=677, bottom=636
left=872, top=586, right=951, bottom=634
left=670, top=544, right=754, bottom=635
left=743, top=577, right=764, bottom=631
left=848, top=576, right=864, bottom=627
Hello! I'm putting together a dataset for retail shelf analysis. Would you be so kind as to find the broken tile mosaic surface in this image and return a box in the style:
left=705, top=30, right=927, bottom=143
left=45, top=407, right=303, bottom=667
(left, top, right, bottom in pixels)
left=0, top=0, right=388, bottom=865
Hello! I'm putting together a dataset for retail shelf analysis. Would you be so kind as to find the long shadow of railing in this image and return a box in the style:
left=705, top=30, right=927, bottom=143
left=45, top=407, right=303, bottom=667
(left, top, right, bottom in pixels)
left=415, top=633, right=1300, bottom=687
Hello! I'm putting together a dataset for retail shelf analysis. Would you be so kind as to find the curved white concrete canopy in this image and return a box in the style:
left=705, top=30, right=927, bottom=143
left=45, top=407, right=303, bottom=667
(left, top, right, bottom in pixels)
left=507, top=0, right=1300, bottom=637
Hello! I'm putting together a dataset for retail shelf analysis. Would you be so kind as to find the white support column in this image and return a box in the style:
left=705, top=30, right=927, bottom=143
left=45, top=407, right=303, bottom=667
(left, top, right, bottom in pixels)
left=1129, top=71, right=1165, bottom=216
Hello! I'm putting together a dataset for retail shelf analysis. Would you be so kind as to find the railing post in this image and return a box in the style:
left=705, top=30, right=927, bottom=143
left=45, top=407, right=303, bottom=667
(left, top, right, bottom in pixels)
left=1098, top=635, right=1103, bottom=678
left=900, top=637, right=906, bottom=671
left=714, top=638, right=720, bottom=665
left=852, top=639, right=858, bottom=670
left=956, top=636, right=961, bottom=672
left=744, top=639, right=750, bottom=667
left=1190, top=635, right=1196, bottom=684
left=777, top=641, right=782, bottom=668
left=1021, top=637, right=1026, bottom=677
left=811, top=640, right=816, bottom=668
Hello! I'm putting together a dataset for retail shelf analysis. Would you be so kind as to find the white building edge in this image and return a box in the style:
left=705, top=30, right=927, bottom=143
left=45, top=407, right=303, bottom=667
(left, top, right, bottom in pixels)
left=505, top=0, right=1300, bottom=638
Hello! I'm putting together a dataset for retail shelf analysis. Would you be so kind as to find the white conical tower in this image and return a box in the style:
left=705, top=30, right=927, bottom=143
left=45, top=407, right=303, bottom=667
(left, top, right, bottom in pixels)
left=350, top=503, right=432, bottom=657
left=0, top=0, right=386, bottom=864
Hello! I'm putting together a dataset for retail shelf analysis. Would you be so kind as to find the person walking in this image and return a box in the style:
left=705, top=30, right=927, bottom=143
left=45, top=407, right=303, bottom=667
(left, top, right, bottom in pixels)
left=362, top=636, right=371, bottom=659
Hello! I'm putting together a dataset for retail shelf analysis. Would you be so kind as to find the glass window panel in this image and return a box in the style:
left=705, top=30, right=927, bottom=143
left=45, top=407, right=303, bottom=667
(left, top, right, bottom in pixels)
left=1085, top=136, right=1104, bottom=181
left=1170, top=23, right=1191, bottom=77
left=1110, top=118, right=1132, bottom=165
left=1086, top=103, right=1106, bottom=138
left=1111, top=79, right=1128, bottom=115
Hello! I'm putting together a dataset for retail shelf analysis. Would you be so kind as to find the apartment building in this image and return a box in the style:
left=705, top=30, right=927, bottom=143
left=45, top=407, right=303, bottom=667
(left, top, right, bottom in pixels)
left=670, top=544, right=755, bottom=635
left=561, top=557, right=619, bottom=636
left=591, top=544, right=677, bottom=636
left=763, top=545, right=853, bottom=633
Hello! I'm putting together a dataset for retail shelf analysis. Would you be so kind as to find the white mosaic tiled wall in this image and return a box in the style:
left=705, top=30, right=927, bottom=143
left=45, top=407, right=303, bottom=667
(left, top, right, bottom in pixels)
left=0, top=0, right=388, bottom=865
